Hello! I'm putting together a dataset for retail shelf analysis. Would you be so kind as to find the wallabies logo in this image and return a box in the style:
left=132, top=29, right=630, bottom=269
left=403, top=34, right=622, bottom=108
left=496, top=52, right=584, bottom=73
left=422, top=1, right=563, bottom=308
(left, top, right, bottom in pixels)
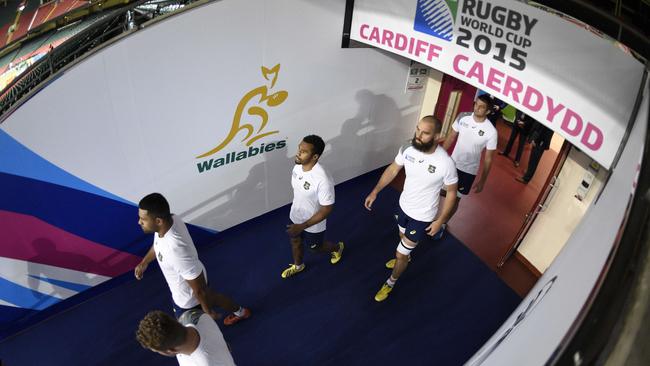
left=197, top=64, right=288, bottom=159
left=428, top=165, right=436, bottom=173
left=479, top=130, right=485, bottom=136
left=195, top=64, right=289, bottom=174
left=303, top=181, right=311, bottom=190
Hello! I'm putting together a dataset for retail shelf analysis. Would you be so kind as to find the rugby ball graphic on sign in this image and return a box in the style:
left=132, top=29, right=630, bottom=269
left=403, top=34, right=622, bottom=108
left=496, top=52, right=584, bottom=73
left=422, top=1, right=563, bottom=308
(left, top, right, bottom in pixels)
left=414, top=0, right=456, bottom=41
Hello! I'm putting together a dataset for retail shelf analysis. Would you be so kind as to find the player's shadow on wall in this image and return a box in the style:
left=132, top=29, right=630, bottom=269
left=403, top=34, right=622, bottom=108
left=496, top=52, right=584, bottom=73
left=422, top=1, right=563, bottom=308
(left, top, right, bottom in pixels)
left=321, top=89, right=411, bottom=183
left=179, top=144, right=294, bottom=232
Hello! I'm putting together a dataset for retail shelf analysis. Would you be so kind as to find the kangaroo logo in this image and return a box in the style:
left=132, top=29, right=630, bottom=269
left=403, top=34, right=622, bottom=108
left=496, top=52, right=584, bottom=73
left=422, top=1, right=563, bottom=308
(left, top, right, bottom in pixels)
left=303, top=181, right=311, bottom=190
left=413, top=0, right=457, bottom=42
left=479, top=130, right=485, bottom=136
left=428, top=164, right=436, bottom=173
left=196, top=64, right=288, bottom=159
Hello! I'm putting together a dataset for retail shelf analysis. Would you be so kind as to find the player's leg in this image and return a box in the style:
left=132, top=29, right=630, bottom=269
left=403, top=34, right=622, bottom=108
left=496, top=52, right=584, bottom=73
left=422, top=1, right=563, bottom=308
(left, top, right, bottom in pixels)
left=386, top=208, right=412, bottom=269
left=290, top=235, right=304, bottom=266
left=441, top=169, right=475, bottom=231
left=390, top=236, right=417, bottom=281
left=203, top=284, right=251, bottom=326
left=215, top=289, right=251, bottom=326
left=323, top=240, right=345, bottom=264
left=282, top=228, right=306, bottom=278
left=205, top=288, right=239, bottom=313
left=304, top=230, right=344, bottom=264
left=376, top=217, right=426, bottom=302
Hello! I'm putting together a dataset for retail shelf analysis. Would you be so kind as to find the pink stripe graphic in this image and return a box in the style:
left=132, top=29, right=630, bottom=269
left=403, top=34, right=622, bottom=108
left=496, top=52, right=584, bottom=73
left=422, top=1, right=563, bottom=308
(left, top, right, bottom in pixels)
left=0, top=210, right=141, bottom=277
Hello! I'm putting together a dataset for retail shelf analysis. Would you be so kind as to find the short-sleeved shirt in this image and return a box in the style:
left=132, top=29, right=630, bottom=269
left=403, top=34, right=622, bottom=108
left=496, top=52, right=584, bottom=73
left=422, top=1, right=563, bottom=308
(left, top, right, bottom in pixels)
left=177, top=314, right=236, bottom=366
left=153, top=215, right=206, bottom=309
left=395, top=144, right=458, bottom=222
left=451, top=113, right=498, bottom=175
left=289, top=162, right=335, bottom=233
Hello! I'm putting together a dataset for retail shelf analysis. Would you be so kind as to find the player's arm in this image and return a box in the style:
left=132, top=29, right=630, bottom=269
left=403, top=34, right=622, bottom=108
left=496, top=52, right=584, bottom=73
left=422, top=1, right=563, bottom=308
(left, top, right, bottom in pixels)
left=426, top=183, right=457, bottom=236
left=442, top=129, right=458, bottom=151
left=287, top=204, right=333, bottom=236
left=186, top=272, right=219, bottom=319
left=364, top=162, right=403, bottom=210
left=474, top=149, right=495, bottom=193
left=134, top=245, right=156, bottom=280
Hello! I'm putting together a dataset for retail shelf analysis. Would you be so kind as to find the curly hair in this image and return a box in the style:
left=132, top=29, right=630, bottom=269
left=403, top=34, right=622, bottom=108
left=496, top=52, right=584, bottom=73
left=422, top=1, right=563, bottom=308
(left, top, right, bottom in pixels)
left=136, top=310, right=186, bottom=351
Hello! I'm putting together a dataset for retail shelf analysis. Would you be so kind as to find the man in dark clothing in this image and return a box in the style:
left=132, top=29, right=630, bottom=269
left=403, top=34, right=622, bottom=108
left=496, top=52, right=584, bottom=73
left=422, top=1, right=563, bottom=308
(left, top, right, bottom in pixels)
left=516, top=121, right=554, bottom=184
left=486, top=94, right=507, bottom=126
left=499, top=112, right=534, bottom=167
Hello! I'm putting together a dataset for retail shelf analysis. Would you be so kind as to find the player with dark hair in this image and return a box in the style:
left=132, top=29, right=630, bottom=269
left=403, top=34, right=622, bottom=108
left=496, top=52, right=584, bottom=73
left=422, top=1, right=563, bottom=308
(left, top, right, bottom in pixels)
left=135, top=193, right=251, bottom=326
left=365, top=116, right=458, bottom=301
left=282, top=135, right=344, bottom=278
left=440, top=94, right=498, bottom=234
left=136, top=310, right=235, bottom=365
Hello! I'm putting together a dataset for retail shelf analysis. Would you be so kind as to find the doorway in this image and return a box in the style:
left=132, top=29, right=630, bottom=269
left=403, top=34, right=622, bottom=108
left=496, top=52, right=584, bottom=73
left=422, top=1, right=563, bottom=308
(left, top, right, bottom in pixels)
left=431, top=73, right=564, bottom=296
left=515, top=146, right=609, bottom=273
left=433, top=73, right=477, bottom=138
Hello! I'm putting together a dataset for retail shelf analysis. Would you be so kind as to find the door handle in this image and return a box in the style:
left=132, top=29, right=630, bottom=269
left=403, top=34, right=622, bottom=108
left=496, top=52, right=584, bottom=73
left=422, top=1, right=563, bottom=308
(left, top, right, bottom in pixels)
left=539, top=176, right=560, bottom=212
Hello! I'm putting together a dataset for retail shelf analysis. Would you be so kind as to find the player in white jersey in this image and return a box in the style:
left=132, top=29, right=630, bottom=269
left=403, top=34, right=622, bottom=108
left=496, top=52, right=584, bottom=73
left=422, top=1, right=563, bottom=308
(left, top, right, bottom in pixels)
left=135, top=193, right=251, bottom=326
left=441, top=94, right=498, bottom=233
left=281, top=135, right=344, bottom=278
left=364, top=116, right=458, bottom=302
left=137, top=310, right=235, bottom=366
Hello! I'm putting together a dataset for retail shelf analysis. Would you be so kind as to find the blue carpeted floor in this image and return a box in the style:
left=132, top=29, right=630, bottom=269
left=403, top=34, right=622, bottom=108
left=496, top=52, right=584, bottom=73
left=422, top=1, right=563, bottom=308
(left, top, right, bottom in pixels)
left=0, top=169, right=521, bottom=366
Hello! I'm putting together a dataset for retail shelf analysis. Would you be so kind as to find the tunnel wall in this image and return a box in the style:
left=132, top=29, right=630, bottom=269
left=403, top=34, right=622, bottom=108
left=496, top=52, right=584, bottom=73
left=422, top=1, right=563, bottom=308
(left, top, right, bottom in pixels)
left=0, top=0, right=425, bottom=336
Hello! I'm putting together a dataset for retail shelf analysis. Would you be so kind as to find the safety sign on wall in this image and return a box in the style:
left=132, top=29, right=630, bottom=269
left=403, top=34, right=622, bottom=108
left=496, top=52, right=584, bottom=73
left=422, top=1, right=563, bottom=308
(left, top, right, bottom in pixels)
left=406, top=61, right=429, bottom=91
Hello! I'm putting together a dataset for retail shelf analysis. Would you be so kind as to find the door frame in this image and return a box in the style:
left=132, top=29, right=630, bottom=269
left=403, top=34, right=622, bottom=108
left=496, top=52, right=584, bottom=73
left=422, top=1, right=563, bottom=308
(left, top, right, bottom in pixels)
left=498, top=140, right=572, bottom=267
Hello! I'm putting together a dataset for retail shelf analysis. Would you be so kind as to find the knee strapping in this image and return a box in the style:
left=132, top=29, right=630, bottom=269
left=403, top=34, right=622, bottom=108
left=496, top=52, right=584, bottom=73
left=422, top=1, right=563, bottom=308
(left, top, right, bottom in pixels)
left=396, top=240, right=415, bottom=255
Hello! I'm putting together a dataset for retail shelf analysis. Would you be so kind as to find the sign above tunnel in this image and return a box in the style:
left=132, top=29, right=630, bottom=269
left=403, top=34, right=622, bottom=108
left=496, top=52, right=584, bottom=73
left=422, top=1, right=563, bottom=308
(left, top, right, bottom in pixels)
left=351, top=0, right=645, bottom=169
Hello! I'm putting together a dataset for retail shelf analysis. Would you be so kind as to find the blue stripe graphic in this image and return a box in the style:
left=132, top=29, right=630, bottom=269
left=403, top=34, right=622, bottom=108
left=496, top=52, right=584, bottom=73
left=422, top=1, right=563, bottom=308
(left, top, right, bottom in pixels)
left=0, top=172, right=218, bottom=256
left=28, top=275, right=92, bottom=293
left=433, top=19, right=453, bottom=32
left=0, top=129, right=131, bottom=205
left=425, top=3, right=445, bottom=18
left=422, top=0, right=436, bottom=12
left=431, top=15, right=448, bottom=28
left=0, top=277, right=62, bottom=310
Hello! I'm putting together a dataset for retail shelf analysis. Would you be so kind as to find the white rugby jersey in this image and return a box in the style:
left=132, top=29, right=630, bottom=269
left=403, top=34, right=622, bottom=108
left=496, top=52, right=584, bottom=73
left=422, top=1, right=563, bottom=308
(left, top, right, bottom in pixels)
left=289, top=162, right=335, bottom=233
left=177, top=314, right=235, bottom=366
left=450, top=112, right=498, bottom=175
left=153, top=215, right=206, bottom=309
left=395, top=144, right=458, bottom=222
